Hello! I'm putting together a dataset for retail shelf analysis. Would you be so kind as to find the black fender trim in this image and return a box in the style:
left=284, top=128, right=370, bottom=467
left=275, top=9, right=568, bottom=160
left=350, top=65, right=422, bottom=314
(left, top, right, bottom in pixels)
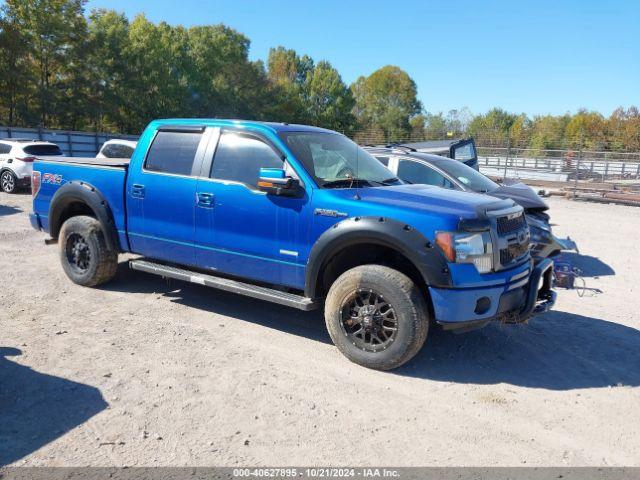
left=48, top=181, right=120, bottom=251
left=305, top=216, right=453, bottom=298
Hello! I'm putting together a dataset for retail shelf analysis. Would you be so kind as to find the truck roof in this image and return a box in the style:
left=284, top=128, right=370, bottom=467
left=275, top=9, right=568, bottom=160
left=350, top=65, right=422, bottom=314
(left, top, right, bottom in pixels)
left=152, top=118, right=337, bottom=135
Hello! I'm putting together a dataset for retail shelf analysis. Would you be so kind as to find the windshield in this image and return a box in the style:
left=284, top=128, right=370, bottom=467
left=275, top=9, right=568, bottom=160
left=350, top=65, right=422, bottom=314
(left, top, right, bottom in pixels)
left=434, top=159, right=499, bottom=193
left=279, top=132, right=400, bottom=188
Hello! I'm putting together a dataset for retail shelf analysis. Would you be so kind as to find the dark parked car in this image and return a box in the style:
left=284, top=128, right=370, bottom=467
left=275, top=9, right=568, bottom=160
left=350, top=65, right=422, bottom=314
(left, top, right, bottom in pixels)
left=365, top=146, right=576, bottom=259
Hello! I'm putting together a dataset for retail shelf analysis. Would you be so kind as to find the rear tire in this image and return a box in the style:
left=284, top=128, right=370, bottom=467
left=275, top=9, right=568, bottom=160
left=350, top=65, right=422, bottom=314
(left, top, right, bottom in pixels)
left=59, top=215, right=118, bottom=287
left=1, top=170, right=17, bottom=193
left=324, top=265, right=429, bottom=370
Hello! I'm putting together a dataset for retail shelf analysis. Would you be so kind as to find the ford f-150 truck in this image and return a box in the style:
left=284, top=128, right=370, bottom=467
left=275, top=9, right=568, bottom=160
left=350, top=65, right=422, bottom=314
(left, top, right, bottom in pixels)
left=29, top=119, right=555, bottom=370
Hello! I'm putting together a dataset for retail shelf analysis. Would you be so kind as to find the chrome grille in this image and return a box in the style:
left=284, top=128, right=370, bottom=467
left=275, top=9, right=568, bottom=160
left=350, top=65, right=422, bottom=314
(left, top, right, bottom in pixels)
left=497, top=212, right=526, bottom=235
left=500, top=240, right=530, bottom=265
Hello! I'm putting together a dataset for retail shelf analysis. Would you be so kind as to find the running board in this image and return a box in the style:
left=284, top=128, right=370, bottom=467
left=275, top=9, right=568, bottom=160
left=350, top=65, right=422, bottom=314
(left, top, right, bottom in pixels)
left=129, top=259, right=319, bottom=311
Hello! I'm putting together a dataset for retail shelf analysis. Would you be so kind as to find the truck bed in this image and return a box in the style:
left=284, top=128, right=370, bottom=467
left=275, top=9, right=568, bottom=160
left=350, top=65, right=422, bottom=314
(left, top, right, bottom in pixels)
left=32, top=156, right=129, bottom=248
left=37, top=156, right=130, bottom=169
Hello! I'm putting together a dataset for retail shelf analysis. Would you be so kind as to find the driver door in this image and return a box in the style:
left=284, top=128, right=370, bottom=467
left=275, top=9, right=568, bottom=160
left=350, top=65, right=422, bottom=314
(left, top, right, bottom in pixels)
left=194, top=129, right=311, bottom=289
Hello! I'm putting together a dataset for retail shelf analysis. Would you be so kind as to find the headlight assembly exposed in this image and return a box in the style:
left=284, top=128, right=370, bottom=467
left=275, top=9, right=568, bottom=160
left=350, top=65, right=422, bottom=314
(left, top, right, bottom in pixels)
left=435, top=231, right=494, bottom=273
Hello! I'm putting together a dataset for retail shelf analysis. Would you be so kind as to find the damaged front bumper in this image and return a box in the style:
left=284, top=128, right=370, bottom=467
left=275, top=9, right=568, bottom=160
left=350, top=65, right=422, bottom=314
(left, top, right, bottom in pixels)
left=431, top=258, right=556, bottom=332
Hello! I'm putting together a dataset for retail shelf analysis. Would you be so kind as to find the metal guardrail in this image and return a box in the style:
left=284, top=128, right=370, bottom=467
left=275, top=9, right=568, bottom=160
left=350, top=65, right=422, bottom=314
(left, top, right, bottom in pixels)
left=0, top=126, right=139, bottom=157
left=477, top=147, right=640, bottom=184
left=478, top=156, right=640, bottom=183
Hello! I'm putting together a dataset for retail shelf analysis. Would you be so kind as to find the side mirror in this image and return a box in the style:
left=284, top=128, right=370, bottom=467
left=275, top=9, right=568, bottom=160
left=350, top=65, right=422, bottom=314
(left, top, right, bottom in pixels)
left=258, top=168, right=300, bottom=197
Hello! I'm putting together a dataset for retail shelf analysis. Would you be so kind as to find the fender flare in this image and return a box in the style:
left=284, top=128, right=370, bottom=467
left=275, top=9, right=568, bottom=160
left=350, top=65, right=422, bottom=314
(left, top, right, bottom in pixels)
left=304, top=216, right=453, bottom=298
left=48, top=181, right=120, bottom=251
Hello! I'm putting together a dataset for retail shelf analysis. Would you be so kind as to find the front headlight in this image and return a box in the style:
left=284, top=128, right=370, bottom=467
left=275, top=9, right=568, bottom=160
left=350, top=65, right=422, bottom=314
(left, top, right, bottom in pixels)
left=435, top=231, right=494, bottom=273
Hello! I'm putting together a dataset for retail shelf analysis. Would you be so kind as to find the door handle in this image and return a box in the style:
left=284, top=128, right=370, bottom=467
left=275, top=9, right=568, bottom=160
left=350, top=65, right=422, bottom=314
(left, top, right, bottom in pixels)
left=131, top=184, right=145, bottom=198
left=197, top=192, right=215, bottom=208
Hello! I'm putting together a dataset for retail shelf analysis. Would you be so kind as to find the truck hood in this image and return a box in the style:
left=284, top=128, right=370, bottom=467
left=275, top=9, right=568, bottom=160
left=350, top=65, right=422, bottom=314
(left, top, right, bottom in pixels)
left=356, top=184, right=514, bottom=218
left=489, top=182, right=548, bottom=211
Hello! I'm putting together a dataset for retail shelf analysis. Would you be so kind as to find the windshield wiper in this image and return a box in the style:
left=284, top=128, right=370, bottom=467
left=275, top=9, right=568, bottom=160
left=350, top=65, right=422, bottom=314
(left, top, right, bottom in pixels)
left=322, top=177, right=401, bottom=189
left=322, top=178, right=361, bottom=188
left=381, top=177, right=401, bottom=185
left=322, top=178, right=379, bottom=188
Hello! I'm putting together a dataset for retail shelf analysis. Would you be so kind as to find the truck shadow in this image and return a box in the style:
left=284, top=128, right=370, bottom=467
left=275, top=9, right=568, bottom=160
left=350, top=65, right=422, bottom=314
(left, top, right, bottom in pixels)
left=103, top=262, right=332, bottom=345
left=105, top=262, right=639, bottom=390
left=555, top=252, right=615, bottom=277
left=0, top=204, right=22, bottom=217
left=398, top=311, right=640, bottom=390
left=0, top=347, right=108, bottom=466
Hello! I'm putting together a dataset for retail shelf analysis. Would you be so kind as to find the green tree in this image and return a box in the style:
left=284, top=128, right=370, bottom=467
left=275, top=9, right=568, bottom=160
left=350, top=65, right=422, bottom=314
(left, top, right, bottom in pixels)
left=565, top=109, right=607, bottom=150
left=121, top=15, right=190, bottom=132
left=0, top=7, right=33, bottom=125
left=528, top=114, right=570, bottom=151
left=86, top=9, right=131, bottom=131
left=303, top=60, right=354, bottom=132
left=183, top=24, right=268, bottom=120
left=508, top=114, right=531, bottom=148
left=265, top=47, right=355, bottom=131
left=350, top=65, right=422, bottom=142
left=2, top=0, right=88, bottom=127
left=266, top=46, right=313, bottom=123
left=467, top=108, right=518, bottom=145
left=409, top=114, right=426, bottom=141
left=608, top=106, right=640, bottom=152
left=423, top=112, right=447, bottom=139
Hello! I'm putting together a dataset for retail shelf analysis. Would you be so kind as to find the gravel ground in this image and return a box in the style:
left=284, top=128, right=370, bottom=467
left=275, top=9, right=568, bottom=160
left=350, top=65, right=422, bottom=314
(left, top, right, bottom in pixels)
left=1, top=191, right=639, bottom=467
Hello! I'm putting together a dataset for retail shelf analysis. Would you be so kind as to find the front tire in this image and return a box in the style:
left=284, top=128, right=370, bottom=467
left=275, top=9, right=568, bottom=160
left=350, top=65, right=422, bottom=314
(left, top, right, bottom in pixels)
left=59, top=215, right=118, bottom=287
left=324, top=265, right=429, bottom=370
left=1, top=170, right=17, bottom=193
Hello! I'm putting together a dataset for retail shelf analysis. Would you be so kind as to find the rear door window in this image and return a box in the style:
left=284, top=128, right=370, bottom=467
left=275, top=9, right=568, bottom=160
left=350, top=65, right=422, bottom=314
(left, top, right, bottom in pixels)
left=398, top=159, right=455, bottom=188
left=145, top=131, right=203, bottom=176
left=23, top=144, right=63, bottom=156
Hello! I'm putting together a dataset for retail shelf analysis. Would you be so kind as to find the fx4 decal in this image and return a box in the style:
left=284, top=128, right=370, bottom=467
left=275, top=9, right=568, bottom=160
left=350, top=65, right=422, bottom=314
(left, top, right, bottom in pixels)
left=43, top=173, right=63, bottom=185
left=314, top=208, right=348, bottom=218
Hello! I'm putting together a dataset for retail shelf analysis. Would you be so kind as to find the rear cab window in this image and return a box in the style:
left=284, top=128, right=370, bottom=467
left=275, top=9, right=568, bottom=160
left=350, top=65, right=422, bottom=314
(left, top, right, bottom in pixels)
left=102, top=144, right=134, bottom=158
left=23, top=144, right=63, bottom=156
left=145, top=130, right=203, bottom=176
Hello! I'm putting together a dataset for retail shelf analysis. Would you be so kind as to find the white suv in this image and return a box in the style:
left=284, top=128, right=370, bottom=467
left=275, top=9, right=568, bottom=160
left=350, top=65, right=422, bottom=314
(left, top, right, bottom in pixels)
left=97, top=139, right=137, bottom=159
left=0, top=139, right=63, bottom=193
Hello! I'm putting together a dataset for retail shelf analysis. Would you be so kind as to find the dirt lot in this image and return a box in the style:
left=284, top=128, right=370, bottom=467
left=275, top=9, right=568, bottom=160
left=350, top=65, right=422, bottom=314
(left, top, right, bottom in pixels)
left=1, top=191, right=639, bottom=467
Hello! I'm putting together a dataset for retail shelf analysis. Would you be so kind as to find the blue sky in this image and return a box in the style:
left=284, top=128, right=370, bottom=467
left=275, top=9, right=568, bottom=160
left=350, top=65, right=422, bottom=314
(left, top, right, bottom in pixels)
left=85, top=0, right=639, bottom=117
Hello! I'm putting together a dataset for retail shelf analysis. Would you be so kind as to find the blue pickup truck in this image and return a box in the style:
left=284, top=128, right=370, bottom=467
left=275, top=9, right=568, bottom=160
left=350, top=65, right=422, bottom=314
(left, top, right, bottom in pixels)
left=29, top=119, right=555, bottom=370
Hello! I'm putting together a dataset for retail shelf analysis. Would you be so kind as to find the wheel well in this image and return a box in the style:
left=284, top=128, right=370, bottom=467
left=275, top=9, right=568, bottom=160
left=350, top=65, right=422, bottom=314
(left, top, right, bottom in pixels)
left=318, top=243, right=429, bottom=299
left=53, top=201, right=96, bottom=238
